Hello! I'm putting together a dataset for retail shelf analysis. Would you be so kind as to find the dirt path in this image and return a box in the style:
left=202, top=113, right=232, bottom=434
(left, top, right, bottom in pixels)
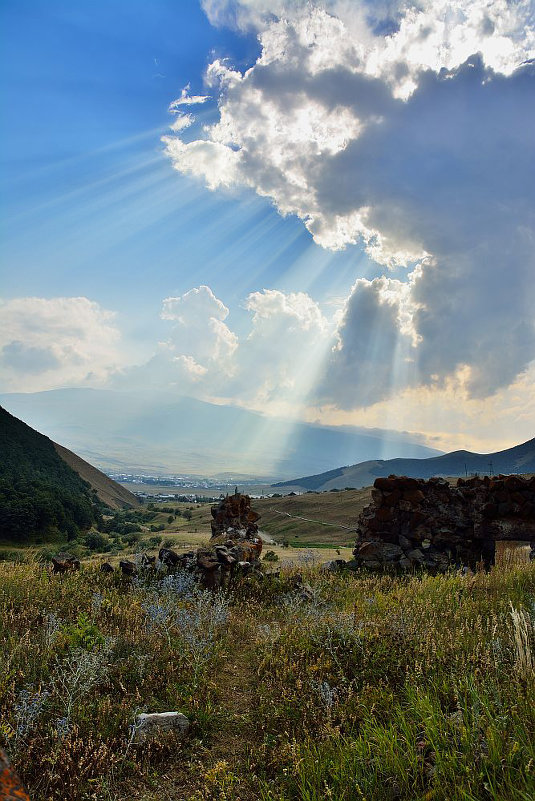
left=133, top=624, right=263, bottom=801
left=269, top=507, right=355, bottom=531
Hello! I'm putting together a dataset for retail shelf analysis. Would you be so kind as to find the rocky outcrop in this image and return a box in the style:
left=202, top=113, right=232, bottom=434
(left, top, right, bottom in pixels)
left=354, top=474, right=535, bottom=572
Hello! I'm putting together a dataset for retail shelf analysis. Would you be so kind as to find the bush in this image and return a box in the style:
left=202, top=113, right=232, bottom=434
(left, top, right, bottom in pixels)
left=84, top=531, right=109, bottom=551
left=122, top=531, right=142, bottom=546
left=263, top=550, right=279, bottom=562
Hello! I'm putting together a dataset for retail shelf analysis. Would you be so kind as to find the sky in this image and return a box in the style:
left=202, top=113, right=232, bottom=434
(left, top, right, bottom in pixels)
left=1, top=0, right=534, bottom=455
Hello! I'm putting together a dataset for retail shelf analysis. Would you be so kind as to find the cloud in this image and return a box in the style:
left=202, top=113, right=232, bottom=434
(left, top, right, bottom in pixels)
left=160, top=285, right=238, bottom=365
left=115, top=285, right=329, bottom=415
left=168, top=84, right=211, bottom=107
left=0, top=296, right=122, bottom=392
left=165, top=1, right=535, bottom=409
left=317, top=277, right=417, bottom=408
left=235, top=289, right=329, bottom=410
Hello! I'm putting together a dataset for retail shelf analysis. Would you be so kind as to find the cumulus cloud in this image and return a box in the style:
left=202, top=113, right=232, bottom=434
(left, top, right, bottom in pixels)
left=0, top=296, right=122, bottom=392
left=115, top=285, right=329, bottom=414
left=235, top=289, right=329, bottom=410
left=164, top=1, right=535, bottom=410
left=161, top=285, right=238, bottom=366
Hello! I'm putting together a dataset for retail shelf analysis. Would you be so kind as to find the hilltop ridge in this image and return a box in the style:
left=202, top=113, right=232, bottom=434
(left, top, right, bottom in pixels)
left=274, top=437, right=535, bottom=491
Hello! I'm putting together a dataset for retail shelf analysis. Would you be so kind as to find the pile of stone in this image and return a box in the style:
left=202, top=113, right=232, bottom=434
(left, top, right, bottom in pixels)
left=158, top=536, right=262, bottom=590
left=353, top=474, right=535, bottom=572
left=210, top=490, right=261, bottom=540
left=96, top=492, right=264, bottom=589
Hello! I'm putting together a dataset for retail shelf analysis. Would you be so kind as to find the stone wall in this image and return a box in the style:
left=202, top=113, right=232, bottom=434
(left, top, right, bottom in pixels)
left=353, top=474, right=535, bottom=572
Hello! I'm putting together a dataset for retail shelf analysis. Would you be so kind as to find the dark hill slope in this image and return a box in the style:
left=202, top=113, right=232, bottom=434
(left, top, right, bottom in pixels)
left=0, top=406, right=137, bottom=543
left=53, top=442, right=139, bottom=511
left=274, top=437, right=535, bottom=491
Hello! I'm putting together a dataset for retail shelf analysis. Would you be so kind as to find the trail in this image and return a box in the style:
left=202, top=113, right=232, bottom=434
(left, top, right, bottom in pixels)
left=133, top=623, right=262, bottom=801
left=269, top=507, right=355, bottom=531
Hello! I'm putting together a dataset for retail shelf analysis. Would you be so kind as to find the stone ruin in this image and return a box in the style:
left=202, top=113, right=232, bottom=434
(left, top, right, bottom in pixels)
left=95, top=491, right=264, bottom=589
left=353, top=474, right=535, bottom=572
left=210, top=490, right=261, bottom=541
left=158, top=492, right=263, bottom=589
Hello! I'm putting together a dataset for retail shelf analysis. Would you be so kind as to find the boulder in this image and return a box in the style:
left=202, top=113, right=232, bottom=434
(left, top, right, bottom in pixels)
left=51, top=553, right=80, bottom=574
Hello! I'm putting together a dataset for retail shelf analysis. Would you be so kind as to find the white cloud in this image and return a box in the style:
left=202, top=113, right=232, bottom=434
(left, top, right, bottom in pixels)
left=0, top=296, right=122, bottom=392
left=164, top=1, right=535, bottom=409
left=168, top=84, right=211, bottom=107
left=161, top=285, right=238, bottom=365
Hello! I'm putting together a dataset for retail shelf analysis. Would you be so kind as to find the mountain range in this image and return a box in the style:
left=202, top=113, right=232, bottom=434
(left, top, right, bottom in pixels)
left=274, top=437, right=535, bottom=491
left=0, top=389, right=441, bottom=479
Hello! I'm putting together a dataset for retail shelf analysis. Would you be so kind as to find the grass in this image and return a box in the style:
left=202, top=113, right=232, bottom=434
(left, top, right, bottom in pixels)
left=1, top=554, right=534, bottom=800
left=150, top=488, right=373, bottom=547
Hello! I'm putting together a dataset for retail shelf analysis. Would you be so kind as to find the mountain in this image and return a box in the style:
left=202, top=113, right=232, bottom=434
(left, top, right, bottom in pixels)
left=0, top=405, right=138, bottom=543
left=53, top=442, right=139, bottom=511
left=274, top=437, right=535, bottom=491
left=0, top=389, right=441, bottom=479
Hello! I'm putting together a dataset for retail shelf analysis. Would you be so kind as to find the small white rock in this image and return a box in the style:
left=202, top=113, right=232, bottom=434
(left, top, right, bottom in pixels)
left=134, top=711, right=189, bottom=743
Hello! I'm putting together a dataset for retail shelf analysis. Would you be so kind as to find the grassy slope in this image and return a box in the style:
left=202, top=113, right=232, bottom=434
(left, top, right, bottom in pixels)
left=1, top=557, right=534, bottom=801
left=54, top=442, right=139, bottom=511
left=144, top=489, right=372, bottom=548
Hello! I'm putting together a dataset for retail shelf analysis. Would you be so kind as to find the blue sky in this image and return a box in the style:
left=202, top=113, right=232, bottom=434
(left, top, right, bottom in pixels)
left=1, top=0, right=534, bottom=455
left=1, top=0, right=370, bottom=345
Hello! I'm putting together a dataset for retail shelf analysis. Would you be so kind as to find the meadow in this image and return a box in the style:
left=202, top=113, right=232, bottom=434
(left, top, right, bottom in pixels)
left=1, top=551, right=534, bottom=801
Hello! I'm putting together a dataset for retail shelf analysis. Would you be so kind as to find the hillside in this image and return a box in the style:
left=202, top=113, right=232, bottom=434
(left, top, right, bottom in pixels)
left=53, top=442, right=139, bottom=511
left=274, top=436, right=535, bottom=491
left=0, top=405, right=96, bottom=542
left=0, top=388, right=441, bottom=478
left=0, top=406, right=138, bottom=543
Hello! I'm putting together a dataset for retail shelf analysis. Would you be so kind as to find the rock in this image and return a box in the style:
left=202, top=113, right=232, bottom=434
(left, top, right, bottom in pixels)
left=51, top=553, right=80, bottom=574
left=1, top=747, right=30, bottom=801
left=158, top=547, right=182, bottom=567
left=100, top=562, right=114, bottom=573
left=134, top=712, right=190, bottom=743
left=119, top=560, right=137, bottom=576
left=320, top=559, right=347, bottom=572
left=406, top=548, right=426, bottom=565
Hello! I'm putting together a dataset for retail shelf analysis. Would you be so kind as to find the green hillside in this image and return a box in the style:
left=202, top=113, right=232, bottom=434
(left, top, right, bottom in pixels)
left=0, top=405, right=98, bottom=542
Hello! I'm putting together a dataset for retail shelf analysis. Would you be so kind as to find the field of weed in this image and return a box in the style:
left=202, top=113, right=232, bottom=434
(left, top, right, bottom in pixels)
left=1, top=556, right=534, bottom=800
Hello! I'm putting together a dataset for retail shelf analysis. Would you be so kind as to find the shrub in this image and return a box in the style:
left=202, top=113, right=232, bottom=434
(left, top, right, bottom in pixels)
left=84, top=531, right=109, bottom=551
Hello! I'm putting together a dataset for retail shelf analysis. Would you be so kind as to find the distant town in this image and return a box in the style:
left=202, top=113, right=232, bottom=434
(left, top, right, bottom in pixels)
left=105, top=471, right=278, bottom=502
